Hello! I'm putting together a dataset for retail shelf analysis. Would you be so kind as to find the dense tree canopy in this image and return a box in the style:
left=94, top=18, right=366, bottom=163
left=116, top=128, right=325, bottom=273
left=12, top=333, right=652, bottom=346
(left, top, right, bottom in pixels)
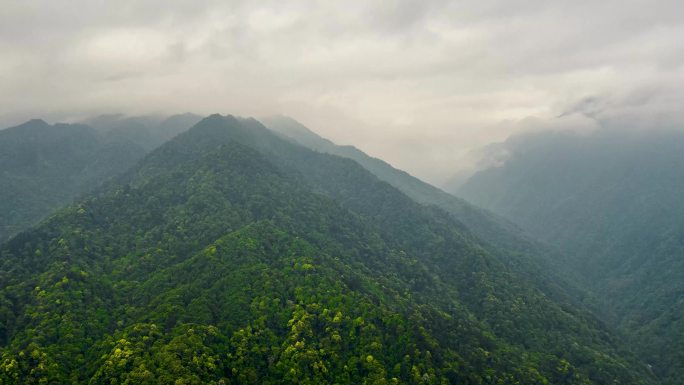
left=0, top=119, right=146, bottom=243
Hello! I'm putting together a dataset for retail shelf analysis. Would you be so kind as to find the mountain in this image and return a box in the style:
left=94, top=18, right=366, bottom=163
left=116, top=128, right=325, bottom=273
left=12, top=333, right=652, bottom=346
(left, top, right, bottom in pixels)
left=0, top=119, right=146, bottom=242
left=0, top=113, right=202, bottom=242
left=83, top=113, right=202, bottom=150
left=458, top=128, right=684, bottom=384
left=261, top=116, right=591, bottom=310
left=0, top=114, right=653, bottom=384
left=261, top=116, right=546, bottom=257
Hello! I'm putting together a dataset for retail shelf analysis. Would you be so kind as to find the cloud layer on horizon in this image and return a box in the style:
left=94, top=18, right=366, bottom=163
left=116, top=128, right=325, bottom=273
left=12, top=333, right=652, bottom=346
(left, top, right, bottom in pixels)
left=2, top=0, right=683, bottom=184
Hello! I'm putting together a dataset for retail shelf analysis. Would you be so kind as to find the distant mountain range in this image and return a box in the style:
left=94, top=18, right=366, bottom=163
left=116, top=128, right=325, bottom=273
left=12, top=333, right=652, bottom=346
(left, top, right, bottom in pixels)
left=458, top=128, right=684, bottom=384
left=0, top=119, right=145, bottom=242
left=81, top=113, right=202, bottom=151
left=0, top=114, right=202, bottom=243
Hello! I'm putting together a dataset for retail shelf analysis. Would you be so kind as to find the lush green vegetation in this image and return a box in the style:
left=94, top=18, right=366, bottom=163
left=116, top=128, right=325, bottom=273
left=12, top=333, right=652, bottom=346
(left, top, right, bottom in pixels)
left=0, top=115, right=653, bottom=384
left=459, top=128, right=684, bottom=384
left=0, top=114, right=201, bottom=244
left=262, top=116, right=543, bottom=256
left=263, top=116, right=588, bottom=324
left=0, top=119, right=146, bottom=243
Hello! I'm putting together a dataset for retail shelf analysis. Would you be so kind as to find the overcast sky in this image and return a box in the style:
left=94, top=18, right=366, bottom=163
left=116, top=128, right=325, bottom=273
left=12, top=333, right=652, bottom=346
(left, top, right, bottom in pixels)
left=2, top=0, right=683, bottom=185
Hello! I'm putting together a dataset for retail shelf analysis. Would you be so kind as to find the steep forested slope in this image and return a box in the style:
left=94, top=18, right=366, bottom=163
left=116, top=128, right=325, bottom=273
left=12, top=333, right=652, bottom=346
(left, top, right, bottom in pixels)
left=0, top=115, right=653, bottom=384
left=458, top=128, right=684, bottom=384
left=261, top=116, right=555, bottom=261
left=261, top=116, right=590, bottom=314
left=0, top=119, right=146, bottom=242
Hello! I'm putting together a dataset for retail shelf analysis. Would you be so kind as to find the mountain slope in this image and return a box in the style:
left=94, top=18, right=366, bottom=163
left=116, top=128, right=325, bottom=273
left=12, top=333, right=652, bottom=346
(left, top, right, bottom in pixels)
left=260, top=116, right=596, bottom=315
left=0, top=119, right=146, bottom=242
left=458, top=128, right=684, bottom=384
left=261, top=116, right=554, bottom=259
left=0, top=115, right=654, bottom=384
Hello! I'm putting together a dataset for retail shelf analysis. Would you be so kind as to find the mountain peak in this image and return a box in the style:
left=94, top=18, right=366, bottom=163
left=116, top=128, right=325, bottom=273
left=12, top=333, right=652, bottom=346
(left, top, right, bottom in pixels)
left=261, top=115, right=321, bottom=139
left=204, top=113, right=224, bottom=120
left=17, top=118, right=50, bottom=129
left=26, top=118, right=48, bottom=125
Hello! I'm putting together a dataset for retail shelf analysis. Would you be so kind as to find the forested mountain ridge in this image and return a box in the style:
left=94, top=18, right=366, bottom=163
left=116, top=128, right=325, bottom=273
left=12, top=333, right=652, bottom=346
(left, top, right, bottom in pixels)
left=458, top=128, right=684, bottom=384
left=0, top=119, right=146, bottom=242
left=261, top=116, right=589, bottom=313
left=261, top=116, right=555, bottom=261
left=0, top=115, right=654, bottom=384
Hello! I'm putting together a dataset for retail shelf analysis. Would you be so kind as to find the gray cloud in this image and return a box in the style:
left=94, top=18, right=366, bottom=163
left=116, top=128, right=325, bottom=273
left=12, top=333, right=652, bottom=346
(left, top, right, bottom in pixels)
left=1, top=0, right=683, bottom=184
